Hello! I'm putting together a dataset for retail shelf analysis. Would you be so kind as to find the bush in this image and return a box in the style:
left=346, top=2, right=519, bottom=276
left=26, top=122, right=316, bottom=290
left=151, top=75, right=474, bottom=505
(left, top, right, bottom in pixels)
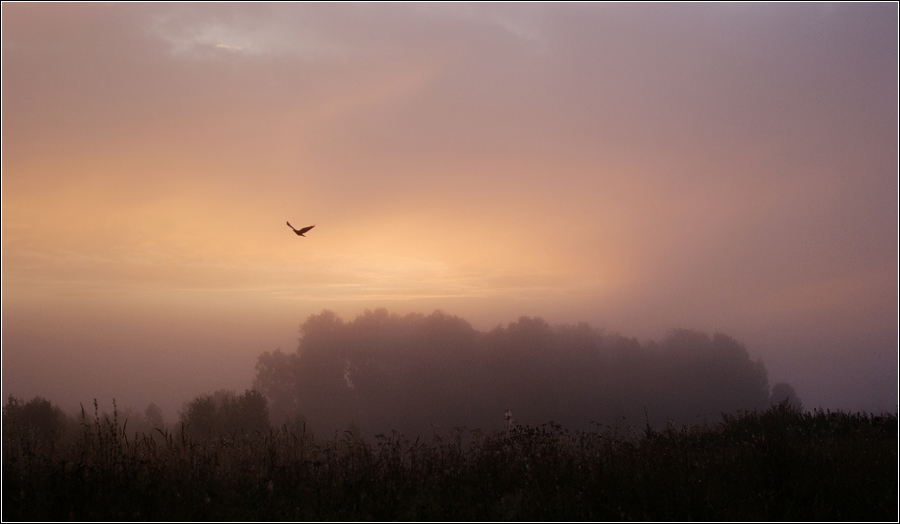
left=2, top=403, right=895, bottom=521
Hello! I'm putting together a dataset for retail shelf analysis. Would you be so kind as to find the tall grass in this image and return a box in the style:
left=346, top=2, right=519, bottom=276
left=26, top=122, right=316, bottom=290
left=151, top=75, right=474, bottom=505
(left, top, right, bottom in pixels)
left=3, top=402, right=896, bottom=521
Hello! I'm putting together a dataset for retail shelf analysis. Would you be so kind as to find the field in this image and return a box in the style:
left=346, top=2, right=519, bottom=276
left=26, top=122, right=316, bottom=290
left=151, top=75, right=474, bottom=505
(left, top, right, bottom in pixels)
left=3, top=403, right=897, bottom=521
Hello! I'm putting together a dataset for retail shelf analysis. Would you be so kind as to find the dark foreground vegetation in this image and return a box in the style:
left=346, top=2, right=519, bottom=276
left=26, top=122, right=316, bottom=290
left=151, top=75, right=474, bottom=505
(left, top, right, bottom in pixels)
left=3, top=402, right=896, bottom=521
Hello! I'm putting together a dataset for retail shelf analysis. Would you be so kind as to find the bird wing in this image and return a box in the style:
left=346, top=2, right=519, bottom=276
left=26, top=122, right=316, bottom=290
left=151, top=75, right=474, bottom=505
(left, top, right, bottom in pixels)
left=299, top=225, right=315, bottom=235
left=286, top=221, right=295, bottom=230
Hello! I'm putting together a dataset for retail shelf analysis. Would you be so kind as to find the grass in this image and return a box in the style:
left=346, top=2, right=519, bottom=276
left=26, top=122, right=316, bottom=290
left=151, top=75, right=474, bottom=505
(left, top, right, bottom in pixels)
left=3, top=402, right=897, bottom=521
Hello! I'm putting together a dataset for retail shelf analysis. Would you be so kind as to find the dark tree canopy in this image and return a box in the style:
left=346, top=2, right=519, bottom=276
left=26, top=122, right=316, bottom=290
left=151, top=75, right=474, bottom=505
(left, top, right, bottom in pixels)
left=255, top=309, right=782, bottom=439
left=2, top=395, right=73, bottom=445
left=179, top=389, right=271, bottom=438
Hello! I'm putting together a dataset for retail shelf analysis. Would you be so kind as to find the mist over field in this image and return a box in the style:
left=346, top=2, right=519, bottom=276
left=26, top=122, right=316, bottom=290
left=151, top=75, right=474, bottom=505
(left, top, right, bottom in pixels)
left=0, top=307, right=880, bottom=441
left=2, top=3, right=897, bottom=431
left=254, top=309, right=795, bottom=439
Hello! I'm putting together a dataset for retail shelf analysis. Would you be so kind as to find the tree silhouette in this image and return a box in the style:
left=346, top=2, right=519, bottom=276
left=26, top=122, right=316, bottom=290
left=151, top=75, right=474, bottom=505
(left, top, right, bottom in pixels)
left=254, top=309, right=780, bottom=439
left=2, top=395, right=73, bottom=445
left=179, top=389, right=271, bottom=438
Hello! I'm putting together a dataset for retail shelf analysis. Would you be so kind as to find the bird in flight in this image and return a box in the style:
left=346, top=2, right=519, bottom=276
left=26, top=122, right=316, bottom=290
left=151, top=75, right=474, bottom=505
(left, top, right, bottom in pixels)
left=287, top=222, right=315, bottom=237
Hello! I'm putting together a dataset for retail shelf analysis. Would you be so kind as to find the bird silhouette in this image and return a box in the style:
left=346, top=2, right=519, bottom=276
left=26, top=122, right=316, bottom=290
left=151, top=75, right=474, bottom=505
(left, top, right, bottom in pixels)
left=287, top=222, right=315, bottom=237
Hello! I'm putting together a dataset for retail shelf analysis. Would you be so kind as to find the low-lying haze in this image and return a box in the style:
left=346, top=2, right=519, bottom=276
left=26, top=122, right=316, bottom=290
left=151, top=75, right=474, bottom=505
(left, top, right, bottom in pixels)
left=2, top=3, right=897, bottom=423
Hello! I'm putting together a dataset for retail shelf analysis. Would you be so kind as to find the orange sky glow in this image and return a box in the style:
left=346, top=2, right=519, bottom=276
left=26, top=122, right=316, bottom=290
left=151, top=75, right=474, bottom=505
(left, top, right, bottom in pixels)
left=2, top=3, right=897, bottom=418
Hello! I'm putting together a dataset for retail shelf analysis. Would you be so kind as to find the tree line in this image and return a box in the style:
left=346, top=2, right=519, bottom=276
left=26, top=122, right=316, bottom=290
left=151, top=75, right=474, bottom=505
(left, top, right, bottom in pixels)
left=253, top=309, right=802, bottom=439
left=3, top=309, right=803, bottom=442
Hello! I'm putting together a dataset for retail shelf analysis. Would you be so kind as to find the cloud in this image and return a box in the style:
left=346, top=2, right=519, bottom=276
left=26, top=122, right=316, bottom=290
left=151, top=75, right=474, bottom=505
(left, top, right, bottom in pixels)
left=146, top=14, right=341, bottom=59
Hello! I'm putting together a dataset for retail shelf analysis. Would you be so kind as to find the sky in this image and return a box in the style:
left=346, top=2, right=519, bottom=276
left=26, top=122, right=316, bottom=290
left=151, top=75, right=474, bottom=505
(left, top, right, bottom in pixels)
left=2, top=2, right=897, bottom=420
